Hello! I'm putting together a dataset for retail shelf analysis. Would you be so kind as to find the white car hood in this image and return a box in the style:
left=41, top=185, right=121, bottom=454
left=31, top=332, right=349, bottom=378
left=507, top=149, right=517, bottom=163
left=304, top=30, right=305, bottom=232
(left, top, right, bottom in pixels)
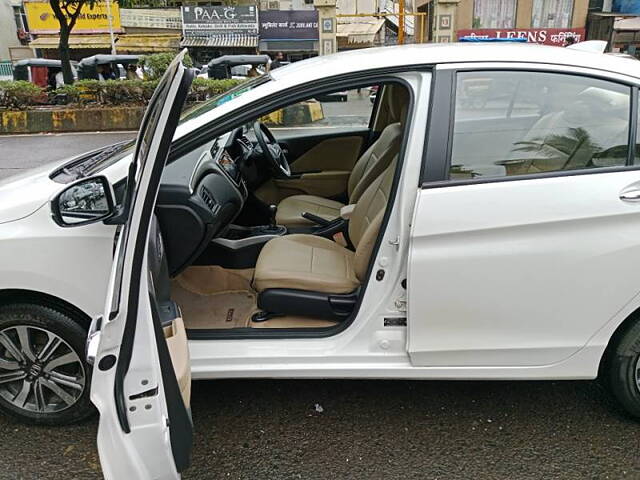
left=0, top=161, right=66, bottom=224
left=0, top=149, right=131, bottom=224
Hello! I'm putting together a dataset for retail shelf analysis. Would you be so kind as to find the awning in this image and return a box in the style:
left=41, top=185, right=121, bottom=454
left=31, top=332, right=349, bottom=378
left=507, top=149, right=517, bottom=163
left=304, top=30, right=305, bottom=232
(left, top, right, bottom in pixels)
left=29, top=33, right=180, bottom=53
left=614, top=16, right=640, bottom=31
left=116, top=34, right=180, bottom=53
left=337, top=19, right=385, bottom=47
left=181, top=34, right=259, bottom=48
left=29, top=34, right=114, bottom=49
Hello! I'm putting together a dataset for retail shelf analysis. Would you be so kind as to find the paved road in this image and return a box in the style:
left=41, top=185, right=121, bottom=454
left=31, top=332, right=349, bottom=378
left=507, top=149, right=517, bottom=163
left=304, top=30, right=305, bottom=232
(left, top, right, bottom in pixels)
left=0, top=379, right=639, bottom=479
left=0, top=132, right=136, bottom=181
left=1, top=133, right=640, bottom=479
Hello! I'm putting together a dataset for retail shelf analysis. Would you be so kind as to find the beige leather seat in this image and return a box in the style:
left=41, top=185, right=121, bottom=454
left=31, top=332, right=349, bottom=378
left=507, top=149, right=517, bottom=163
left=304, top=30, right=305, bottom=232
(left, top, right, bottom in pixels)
left=254, top=156, right=397, bottom=294
left=275, top=85, right=408, bottom=227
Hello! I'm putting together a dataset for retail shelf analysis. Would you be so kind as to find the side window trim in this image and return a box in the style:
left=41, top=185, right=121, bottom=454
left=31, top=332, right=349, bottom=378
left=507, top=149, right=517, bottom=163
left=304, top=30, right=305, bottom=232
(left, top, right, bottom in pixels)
left=628, top=86, right=638, bottom=167
left=421, top=67, right=455, bottom=184
left=422, top=66, right=639, bottom=189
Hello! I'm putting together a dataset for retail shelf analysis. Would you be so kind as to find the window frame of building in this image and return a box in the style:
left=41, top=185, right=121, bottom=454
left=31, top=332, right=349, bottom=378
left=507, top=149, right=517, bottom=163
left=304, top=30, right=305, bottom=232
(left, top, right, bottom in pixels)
left=472, top=0, right=517, bottom=29
left=531, top=0, right=575, bottom=28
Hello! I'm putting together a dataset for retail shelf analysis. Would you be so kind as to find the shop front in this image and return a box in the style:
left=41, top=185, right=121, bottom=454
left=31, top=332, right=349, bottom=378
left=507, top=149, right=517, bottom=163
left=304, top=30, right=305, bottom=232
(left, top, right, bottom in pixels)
left=181, top=6, right=259, bottom=66
left=259, top=10, right=319, bottom=60
left=430, top=0, right=589, bottom=44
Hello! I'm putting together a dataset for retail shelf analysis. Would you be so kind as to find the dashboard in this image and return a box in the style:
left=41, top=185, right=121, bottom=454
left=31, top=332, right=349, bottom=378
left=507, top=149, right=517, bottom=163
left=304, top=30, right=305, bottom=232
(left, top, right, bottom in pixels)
left=156, top=128, right=251, bottom=275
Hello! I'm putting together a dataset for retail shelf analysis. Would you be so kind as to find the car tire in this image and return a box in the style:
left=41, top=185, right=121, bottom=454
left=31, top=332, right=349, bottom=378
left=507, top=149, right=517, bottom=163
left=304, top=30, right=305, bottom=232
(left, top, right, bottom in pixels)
left=604, top=318, right=640, bottom=419
left=0, top=304, right=94, bottom=425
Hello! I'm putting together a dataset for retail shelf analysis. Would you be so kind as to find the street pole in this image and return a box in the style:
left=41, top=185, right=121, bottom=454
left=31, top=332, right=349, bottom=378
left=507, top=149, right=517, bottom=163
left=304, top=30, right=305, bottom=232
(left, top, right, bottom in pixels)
left=105, top=0, right=116, bottom=54
left=398, top=0, right=405, bottom=44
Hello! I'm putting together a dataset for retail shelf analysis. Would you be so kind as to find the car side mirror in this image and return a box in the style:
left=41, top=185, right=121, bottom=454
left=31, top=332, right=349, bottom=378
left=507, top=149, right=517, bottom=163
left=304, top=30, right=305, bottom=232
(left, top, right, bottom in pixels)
left=51, top=175, right=116, bottom=227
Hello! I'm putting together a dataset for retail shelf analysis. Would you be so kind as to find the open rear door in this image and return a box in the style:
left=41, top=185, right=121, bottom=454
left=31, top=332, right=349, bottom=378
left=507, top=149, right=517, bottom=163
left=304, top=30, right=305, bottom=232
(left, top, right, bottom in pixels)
left=88, top=50, right=194, bottom=479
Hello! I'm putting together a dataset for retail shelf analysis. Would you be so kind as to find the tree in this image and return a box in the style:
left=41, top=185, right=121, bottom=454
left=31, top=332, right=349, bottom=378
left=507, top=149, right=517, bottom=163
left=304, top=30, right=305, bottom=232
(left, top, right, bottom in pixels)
left=49, top=0, right=96, bottom=84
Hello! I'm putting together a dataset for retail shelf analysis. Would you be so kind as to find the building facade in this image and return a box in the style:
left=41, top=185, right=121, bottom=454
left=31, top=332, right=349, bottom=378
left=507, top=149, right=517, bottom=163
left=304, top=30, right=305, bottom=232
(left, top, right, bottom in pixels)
left=1, top=0, right=32, bottom=66
left=431, top=0, right=589, bottom=44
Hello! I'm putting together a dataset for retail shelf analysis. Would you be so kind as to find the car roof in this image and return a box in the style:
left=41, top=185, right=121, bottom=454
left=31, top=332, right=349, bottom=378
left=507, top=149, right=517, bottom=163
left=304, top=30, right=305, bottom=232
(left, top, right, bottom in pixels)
left=269, top=43, right=640, bottom=83
left=176, top=43, right=640, bottom=140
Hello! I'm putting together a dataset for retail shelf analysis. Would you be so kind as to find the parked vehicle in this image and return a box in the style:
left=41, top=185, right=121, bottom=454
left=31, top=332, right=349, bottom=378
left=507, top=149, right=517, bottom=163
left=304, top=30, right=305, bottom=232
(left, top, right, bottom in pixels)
left=206, top=54, right=269, bottom=80
left=12, top=59, right=77, bottom=88
left=77, top=54, right=140, bottom=80
left=3, top=44, right=640, bottom=477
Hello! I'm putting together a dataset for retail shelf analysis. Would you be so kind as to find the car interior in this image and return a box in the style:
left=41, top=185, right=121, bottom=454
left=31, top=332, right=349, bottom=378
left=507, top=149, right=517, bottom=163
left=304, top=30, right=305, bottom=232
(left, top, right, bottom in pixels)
left=152, top=81, right=411, bottom=336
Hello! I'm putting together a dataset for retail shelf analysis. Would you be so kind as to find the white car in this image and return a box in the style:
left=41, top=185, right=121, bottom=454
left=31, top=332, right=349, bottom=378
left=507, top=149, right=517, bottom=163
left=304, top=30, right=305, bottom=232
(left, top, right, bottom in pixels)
left=2, top=44, right=640, bottom=475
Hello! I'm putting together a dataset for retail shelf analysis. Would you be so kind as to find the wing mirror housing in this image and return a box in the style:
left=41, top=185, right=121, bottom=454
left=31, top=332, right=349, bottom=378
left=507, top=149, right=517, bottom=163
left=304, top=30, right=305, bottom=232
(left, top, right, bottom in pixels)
left=51, top=175, right=116, bottom=227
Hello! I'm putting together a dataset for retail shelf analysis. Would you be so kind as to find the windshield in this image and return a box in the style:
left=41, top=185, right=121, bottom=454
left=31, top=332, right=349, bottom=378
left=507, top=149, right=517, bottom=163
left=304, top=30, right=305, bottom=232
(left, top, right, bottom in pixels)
left=179, top=75, right=271, bottom=123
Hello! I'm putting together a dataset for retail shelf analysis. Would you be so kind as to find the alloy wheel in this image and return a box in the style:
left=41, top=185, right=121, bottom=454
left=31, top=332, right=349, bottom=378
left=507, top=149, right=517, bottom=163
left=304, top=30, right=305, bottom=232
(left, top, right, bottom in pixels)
left=0, top=325, right=85, bottom=413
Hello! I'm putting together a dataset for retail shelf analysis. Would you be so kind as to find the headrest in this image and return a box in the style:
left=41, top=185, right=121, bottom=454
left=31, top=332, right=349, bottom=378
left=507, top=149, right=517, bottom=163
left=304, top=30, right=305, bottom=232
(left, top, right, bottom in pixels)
left=386, top=84, right=409, bottom=123
left=574, top=87, right=628, bottom=120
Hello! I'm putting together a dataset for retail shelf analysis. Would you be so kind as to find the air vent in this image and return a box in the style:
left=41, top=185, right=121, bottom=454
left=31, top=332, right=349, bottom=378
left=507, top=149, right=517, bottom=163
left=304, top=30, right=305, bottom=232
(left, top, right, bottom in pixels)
left=268, top=1, right=279, bottom=9
left=199, top=185, right=216, bottom=210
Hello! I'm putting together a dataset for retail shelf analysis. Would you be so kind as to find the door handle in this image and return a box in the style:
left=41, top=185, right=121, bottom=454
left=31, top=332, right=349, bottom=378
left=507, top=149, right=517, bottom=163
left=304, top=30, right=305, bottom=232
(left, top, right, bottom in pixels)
left=620, top=189, right=640, bottom=201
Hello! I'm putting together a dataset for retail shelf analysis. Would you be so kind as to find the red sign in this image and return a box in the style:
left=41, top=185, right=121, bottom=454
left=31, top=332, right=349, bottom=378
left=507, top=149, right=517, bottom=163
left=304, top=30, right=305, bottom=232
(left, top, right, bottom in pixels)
left=457, top=28, right=586, bottom=46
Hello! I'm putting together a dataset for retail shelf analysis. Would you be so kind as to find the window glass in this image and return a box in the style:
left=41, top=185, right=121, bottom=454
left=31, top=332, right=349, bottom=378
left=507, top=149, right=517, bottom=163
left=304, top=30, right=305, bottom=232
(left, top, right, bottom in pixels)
left=262, top=86, right=376, bottom=130
left=450, top=71, right=631, bottom=180
left=532, top=0, right=574, bottom=28
left=473, top=0, right=516, bottom=28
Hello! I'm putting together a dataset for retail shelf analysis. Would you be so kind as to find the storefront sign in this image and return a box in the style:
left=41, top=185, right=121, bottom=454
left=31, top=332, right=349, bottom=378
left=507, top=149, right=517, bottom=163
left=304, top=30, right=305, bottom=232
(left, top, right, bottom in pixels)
left=24, top=1, right=122, bottom=34
left=457, top=28, right=585, bottom=46
left=181, top=6, right=258, bottom=36
left=259, top=10, right=319, bottom=40
left=120, top=8, right=181, bottom=30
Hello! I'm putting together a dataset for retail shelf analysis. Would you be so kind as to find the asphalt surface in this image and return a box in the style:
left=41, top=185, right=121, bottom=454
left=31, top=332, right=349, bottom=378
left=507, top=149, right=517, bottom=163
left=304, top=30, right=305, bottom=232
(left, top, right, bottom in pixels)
left=1, top=127, right=640, bottom=479
left=0, top=379, right=639, bottom=479
left=0, top=132, right=136, bottom=181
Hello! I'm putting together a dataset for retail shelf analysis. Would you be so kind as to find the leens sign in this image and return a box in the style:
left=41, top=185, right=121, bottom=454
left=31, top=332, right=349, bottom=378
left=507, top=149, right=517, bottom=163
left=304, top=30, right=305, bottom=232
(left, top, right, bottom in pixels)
left=457, top=28, right=586, bottom=46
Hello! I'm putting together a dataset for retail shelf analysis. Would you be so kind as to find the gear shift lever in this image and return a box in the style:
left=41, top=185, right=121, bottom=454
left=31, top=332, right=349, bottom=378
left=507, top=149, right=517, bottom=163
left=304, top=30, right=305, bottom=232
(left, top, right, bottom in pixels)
left=268, top=204, right=277, bottom=229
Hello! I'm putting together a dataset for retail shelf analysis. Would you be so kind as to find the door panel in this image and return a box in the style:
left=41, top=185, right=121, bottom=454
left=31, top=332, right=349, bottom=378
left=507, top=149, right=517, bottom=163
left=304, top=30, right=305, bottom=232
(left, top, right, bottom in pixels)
left=408, top=170, right=640, bottom=367
left=284, top=133, right=365, bottom=172
left=91, top=51, right=194, bottom=479
left=255, top=129, right=368, bottom=203
left=273, top=170, right=351, bottom=198
left=165, top=317, right=191, bottom=407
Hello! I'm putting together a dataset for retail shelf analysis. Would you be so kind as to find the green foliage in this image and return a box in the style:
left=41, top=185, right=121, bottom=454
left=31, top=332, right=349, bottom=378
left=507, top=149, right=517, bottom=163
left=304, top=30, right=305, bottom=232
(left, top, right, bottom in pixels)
left=140, top=53, right=194, bottom=80
left=0, top=80, right=45, bottom=109
left=59, top=79, right=160, bottom=105
left=188, top=78, right=245, bottom=102
left=0, top=78, right=245, bottom=109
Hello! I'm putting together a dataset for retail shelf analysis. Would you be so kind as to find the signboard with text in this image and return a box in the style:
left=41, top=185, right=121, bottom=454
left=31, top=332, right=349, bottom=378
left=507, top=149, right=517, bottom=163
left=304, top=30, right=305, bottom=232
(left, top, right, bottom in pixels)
left=181, top=6, right=258, bottom=36
left=24, top=1, right=122, bottom=34
left=457, top=28, right=586, bottom=46
left=259, top=10, right=319, bottom=40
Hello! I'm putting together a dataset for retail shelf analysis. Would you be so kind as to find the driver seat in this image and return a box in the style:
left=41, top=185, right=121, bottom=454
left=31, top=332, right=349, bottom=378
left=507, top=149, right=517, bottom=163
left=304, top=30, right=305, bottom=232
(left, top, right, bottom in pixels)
left=275, top=85, right=408, bottom=227
left=253, top=156, right=397, bottom=319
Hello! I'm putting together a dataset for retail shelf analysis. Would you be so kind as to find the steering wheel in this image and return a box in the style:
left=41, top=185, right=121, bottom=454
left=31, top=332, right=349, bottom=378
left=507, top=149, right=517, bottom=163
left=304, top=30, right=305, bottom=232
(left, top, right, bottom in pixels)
left=253, top=121, right=291, bottom=177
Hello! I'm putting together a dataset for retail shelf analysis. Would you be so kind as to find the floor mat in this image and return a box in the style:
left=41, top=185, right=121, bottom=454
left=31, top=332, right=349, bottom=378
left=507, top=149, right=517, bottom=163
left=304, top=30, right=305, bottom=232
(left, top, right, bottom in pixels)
left=172, top=281, right=257, bottom=329
left=174, top=265, right=339, bottom=330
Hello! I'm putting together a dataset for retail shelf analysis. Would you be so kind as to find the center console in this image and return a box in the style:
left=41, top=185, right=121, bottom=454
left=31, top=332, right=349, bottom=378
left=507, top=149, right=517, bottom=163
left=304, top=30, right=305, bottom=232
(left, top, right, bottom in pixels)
left=194, top=206, right=287, bottom=269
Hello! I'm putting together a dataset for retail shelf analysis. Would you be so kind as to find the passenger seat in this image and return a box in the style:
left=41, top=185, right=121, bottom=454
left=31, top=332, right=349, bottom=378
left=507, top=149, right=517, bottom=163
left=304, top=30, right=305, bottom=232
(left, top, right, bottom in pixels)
left=253, top=156, right=398, bottom=319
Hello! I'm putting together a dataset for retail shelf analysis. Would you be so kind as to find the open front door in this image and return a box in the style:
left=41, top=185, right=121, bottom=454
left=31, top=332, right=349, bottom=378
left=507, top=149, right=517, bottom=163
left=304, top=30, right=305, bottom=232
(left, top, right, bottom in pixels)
left=88, top=51, right=194, bottom=479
